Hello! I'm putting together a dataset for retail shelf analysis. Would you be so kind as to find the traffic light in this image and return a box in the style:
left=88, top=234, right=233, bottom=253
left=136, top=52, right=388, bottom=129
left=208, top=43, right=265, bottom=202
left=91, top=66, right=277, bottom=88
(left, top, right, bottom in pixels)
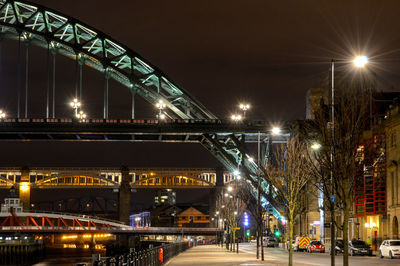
left=274, top=230, right=280, bottom=237
left=246, top=230, right=250, bottom=237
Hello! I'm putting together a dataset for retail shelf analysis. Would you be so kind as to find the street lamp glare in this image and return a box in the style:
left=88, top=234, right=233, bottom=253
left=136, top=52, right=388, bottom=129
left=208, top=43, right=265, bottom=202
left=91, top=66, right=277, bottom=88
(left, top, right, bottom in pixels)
left=231, top=114, right=242, bottom=121
left=272, top=127, right=281, bottom=135
left=353, top=56, right=368, bottom=68
left=311, top=142, right=322, bottom=150
left=233, top=170, right=240, bottom=176
left=227, top=186, right=233, bottom=192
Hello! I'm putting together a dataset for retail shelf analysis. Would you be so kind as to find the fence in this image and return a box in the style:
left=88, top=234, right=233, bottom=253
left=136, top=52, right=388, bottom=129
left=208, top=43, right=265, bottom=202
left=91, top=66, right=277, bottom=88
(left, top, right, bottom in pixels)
left=93, top=241, right=193, bottom=266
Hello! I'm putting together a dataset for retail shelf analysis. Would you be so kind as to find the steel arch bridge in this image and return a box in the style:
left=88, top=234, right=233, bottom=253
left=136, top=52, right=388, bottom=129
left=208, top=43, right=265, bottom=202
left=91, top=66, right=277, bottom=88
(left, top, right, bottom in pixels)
left=0, top=0, right=289, bottom=220
left=0, top=0, right=214, bottom=120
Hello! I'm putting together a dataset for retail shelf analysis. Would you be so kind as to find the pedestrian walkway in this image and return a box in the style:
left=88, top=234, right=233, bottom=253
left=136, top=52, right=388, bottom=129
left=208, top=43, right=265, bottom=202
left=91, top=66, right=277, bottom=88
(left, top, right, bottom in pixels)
left=166, top=244, right=304, bottom=266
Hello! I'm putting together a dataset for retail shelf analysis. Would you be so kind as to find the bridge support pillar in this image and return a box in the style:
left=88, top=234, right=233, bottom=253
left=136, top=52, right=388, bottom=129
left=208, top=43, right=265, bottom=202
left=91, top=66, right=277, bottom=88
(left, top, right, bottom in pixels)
left=119, top=166, right=131, bottom=224
left=19, top=167, right=30, bottom=211
left=209, top=167, right=224, bottom=228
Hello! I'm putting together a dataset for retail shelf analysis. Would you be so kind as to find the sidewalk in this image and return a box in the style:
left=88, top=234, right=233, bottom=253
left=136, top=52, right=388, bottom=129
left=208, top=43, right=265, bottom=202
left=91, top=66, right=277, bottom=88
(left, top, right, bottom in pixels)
left=166, top=245, right=293, bottom=266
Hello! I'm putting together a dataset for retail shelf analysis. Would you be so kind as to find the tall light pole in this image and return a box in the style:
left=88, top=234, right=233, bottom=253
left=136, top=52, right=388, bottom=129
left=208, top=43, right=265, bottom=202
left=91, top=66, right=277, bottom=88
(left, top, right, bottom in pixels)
left=330, top=56, right=368, bottom=265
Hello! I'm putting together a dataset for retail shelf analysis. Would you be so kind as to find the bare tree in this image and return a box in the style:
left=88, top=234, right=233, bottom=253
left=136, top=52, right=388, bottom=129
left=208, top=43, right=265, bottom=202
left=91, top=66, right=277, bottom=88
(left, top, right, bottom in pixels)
left=217, top=181, right=246, bottom=252
left=263, top=137, right=314, bottom=266
left=237, top=181, right=267, bottom=260
left=309, top=84, right=369, bottom=266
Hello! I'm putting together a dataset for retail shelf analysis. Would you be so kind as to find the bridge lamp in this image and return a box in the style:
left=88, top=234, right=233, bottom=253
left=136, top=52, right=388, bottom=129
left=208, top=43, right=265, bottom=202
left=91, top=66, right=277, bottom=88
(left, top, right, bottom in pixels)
left=70, top=98, right=81, bottom=116
left=20, top=182, right=30, bottom=192
left=0, top=110, right=5, bottom=119
left=231, top=114, right=242, bottom=122
left=76, top=110, right=87, bottom=121
left=156, top=100, right=167, bottom=120
left=239, top=103, right=250, bottom=118
left=271, top=127, right=281, bottom=136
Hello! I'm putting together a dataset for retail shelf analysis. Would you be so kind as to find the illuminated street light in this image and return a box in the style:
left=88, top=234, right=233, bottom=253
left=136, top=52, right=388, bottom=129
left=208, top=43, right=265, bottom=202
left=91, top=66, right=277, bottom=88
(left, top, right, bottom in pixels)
left=227, top=186, right=233, bottom=192
left=224, top=193, right=229, bottom=197
left=0, top=110, right=6, bottom=118
left=328, top=55, right=369, bottom=264
left=311, top=142, right=322, bottom=150
left=70, top=98, right=81, bottom=116
left=156, top=100, right=167, bottom=120
left=353, top=56, right=368, bottom=68
left=231, top=114, right=242, bottom=122
left=271, top=127, right=281, bottom=135
left=239, top=103, right=250, bottom=118
left=76, top=110, right=87, bottom=121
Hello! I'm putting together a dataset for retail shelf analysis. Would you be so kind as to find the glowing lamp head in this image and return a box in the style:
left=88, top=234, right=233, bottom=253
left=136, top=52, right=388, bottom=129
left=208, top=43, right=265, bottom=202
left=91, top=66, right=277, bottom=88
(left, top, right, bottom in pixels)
left=311, top=142, right=321, bottom=150
left=227, top=186, right=233, bottom=192
left=353, top=56, right=368, bottom=68
left=231, top=114, right=242, bottom=121
left=271, top=127, right=281, bottom=135
left=19, top=182, right=30, bottom=192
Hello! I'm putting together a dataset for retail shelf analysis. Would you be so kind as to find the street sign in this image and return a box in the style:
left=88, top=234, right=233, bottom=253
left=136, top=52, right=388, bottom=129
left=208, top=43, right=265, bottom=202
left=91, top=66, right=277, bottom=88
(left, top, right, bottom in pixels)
left=330, top=195, right=336, bottom=202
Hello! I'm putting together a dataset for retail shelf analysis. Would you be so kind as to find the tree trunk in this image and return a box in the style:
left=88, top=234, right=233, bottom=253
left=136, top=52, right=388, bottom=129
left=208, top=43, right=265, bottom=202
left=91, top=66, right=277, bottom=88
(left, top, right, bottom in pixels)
left=343, top=179, right=350, bottom=266
left=256, top=228, right=260, bottom=259
left=232, top=230, right=236, bottom=251
left=289, top=220, right=294, bottom=266
left=230, top=232, right=233, bottom=251
left=260, top=224, right=264, bottom=260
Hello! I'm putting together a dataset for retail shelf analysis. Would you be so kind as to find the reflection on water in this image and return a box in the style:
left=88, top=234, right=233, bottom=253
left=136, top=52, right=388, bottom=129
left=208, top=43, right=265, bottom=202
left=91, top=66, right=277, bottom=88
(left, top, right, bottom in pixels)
left=33, top=247, right=104, bottom=266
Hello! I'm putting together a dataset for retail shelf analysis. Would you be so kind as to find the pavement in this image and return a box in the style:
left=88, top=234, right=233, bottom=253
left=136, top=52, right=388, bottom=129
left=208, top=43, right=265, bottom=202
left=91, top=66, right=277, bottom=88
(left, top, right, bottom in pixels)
left=166, top=243, right=400, bottom=266
left=165, top=244, right=307, bottom=266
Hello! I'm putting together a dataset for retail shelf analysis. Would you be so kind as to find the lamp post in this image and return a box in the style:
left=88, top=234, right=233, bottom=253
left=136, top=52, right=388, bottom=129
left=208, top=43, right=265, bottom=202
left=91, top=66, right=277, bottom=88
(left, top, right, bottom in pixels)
left=231, top=114, right=242, bottom=122
left=239, top=103, right=250, bottom=119
left=70, top=98, right=81, bottom=116
left=156, top=100, right=166, bottom=120
left=76, top=110, right=87, bottom=121
left=329, top=56, right=368, bottom=265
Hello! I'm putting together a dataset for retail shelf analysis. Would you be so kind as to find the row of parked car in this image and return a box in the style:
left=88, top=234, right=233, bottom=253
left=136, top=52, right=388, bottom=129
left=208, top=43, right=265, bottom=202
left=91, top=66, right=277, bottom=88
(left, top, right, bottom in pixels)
left=293, top=237, right=400, bottom=259
left=252, top=236, right=400, bottom=259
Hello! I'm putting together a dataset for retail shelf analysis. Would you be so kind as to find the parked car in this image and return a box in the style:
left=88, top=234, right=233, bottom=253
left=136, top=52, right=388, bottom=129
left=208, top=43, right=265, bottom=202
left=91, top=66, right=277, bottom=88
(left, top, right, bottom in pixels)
left=334, top=240, right=344, bottom=254
left=349, top=240, right=372, bottom=256
left=286, top=240, right=296, bottom=250
left=294, top=237, right=311, bottom=252
left=379, top=240, right=400, bottom=259
left=265, top=238, right=278, bottom=247
left=307, top=240, right=325, bottom=253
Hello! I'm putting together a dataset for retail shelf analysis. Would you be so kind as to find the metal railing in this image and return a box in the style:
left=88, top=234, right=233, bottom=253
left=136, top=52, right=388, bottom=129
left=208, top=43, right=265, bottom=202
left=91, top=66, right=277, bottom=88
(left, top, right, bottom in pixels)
left=93, top=241, right=193, bottom=266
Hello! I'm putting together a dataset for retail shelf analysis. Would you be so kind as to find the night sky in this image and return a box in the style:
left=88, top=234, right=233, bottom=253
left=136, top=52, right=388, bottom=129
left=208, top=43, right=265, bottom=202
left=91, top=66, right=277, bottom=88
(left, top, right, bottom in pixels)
left=2, top=0, right=400, bottom=168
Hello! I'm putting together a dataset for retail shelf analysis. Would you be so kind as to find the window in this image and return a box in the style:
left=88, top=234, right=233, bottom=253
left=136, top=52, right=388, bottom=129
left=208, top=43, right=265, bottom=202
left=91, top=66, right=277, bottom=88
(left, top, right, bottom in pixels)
left=392, top=131, right=397, bottom=147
